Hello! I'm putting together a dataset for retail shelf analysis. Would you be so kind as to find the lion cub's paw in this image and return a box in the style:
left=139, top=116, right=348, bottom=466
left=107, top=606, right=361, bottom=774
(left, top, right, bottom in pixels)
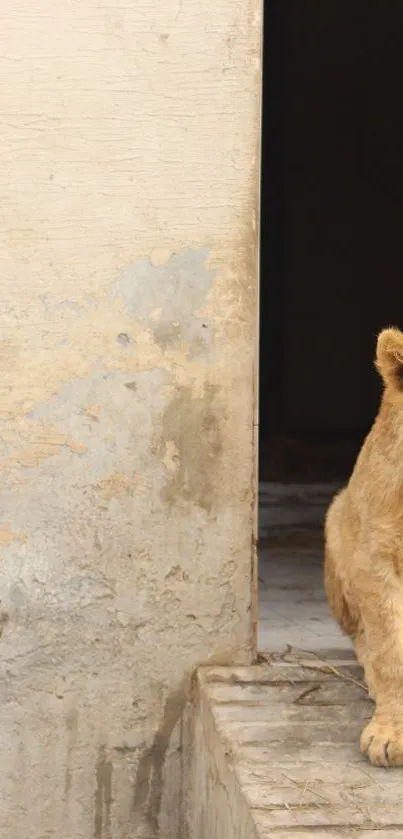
left=361, top=714, right=403, bottom=767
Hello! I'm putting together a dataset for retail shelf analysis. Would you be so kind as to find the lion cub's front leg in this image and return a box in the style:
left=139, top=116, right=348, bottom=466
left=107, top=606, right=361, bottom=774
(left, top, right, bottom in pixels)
left=356, top=566, right=403, bottom=767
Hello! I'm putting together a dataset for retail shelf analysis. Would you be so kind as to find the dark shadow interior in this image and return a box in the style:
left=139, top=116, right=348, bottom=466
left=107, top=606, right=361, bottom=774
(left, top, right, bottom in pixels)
left=259, top=0, right=403, bottom=483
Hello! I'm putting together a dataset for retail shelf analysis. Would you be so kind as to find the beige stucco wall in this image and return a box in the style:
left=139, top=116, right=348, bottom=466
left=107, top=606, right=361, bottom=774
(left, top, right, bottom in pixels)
left=0, top=0, right=261, bottom=836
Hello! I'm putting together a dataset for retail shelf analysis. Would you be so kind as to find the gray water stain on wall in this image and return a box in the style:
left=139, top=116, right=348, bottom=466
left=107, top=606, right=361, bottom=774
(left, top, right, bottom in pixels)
left=94, top=746, right=113, bottom=839
left=157, top=383, right=222, bottom=513
left=111, top=249, right=216, bottom=354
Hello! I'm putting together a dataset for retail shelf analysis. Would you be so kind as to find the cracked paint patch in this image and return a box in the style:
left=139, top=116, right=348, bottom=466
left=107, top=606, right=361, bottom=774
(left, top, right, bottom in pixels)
left=0, top=526, right=25, bottom=546
left=0, top=420, right=86, bottom=472
left=97, top=473, right=137, bottom=500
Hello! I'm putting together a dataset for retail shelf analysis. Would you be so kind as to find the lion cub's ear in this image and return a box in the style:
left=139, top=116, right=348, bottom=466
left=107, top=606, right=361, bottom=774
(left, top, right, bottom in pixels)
left=376, top=328, right=403, bottom=390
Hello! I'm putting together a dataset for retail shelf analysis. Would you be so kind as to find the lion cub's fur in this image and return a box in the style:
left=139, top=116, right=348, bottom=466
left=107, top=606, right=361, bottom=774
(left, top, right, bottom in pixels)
left=325, top=327, right=403, bottom=766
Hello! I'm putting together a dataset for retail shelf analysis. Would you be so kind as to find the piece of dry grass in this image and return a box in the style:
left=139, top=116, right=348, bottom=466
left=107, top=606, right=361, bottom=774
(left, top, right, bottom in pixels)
left=281, top=772, right=333, bottom=808
left=260, top=645, right=368, bottom=693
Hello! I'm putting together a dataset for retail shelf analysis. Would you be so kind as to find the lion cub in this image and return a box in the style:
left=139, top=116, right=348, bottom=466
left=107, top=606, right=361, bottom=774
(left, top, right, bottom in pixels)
left=325, top=327, right=403, bottom=767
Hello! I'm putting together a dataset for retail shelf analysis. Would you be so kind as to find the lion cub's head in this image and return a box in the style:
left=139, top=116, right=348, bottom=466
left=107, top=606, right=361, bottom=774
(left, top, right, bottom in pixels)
left=376, top=328, right=403, bottom=392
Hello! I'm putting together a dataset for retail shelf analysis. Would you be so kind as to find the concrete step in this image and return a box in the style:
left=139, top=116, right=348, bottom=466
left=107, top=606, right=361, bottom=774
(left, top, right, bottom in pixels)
left=189, top=652, right=403, bottom=838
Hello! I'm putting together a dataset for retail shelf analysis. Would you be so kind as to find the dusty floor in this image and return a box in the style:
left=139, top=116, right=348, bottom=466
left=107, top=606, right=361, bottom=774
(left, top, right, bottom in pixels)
left=258, top=482, right=350, bottom=654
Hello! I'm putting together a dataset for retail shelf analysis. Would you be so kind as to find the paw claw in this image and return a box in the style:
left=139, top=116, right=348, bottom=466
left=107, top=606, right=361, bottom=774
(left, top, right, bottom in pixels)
left=361, top=716, right=403, bottom=767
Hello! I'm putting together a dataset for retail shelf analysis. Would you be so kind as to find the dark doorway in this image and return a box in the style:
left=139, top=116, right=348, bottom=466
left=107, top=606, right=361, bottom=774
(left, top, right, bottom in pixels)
left=259, top=0, right=403, bottom=483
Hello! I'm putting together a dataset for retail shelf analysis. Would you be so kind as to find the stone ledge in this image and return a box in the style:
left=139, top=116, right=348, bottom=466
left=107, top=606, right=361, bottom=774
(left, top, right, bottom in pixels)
left=189, top=658, right=403, bottom=838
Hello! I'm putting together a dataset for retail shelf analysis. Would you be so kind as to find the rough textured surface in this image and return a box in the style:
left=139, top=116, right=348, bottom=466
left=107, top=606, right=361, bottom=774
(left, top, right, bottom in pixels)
left=0, top=1, right=261, bottom=836
left=193, top=661, right=403, bottom=838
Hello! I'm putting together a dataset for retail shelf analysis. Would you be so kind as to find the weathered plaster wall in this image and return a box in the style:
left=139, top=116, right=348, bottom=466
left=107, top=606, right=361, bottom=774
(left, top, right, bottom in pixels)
left=0, top=0, right=261, bottom=836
